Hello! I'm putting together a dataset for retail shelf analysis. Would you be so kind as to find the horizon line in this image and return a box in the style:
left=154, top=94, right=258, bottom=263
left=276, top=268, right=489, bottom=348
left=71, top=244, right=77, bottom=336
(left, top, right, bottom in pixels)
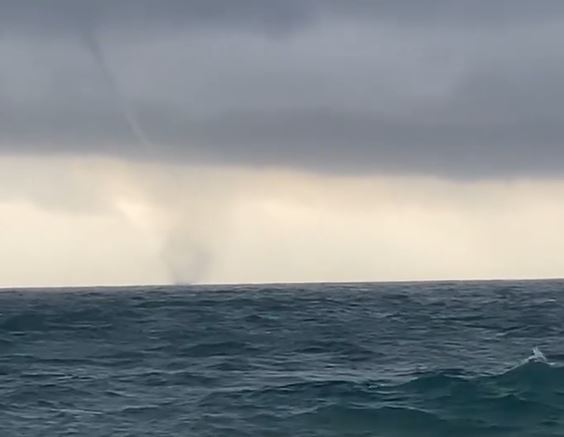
left=1, top=276, right=564, bottom=291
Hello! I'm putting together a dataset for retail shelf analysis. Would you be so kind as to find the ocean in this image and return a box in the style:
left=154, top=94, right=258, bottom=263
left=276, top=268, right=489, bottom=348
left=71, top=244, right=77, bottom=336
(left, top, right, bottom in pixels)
left=1, top=280, right=564, bottom=436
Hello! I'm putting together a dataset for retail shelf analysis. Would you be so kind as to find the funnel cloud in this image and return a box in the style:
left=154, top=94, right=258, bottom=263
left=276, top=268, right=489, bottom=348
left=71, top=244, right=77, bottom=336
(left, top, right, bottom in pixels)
left=1, top=1, right=564, bottom=286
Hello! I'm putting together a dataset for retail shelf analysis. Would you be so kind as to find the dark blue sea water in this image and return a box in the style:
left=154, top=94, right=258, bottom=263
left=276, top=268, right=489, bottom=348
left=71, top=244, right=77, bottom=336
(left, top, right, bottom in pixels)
left=1, top=281, right=564, bottom=436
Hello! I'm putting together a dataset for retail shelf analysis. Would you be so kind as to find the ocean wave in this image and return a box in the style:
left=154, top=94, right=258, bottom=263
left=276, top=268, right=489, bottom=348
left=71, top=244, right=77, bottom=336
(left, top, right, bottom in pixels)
left=198, top=358, right=564, bottom=435
left=179, top=341, right=261, bottom=358
left=297, top=405, right=446, bottom=428
left=399, top=358, right=564, bottom=397
left=0, top=313, right=47, bottom=332
left=291, top=404, right=513, bottom=436
left=294, top=339, right=377, bottom=360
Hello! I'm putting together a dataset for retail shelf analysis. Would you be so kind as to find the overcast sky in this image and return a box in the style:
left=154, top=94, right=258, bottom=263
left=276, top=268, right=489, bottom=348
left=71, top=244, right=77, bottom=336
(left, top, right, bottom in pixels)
left=1, top=1, right=564, bottom=287
left=2, top=0, right=564, bottom=177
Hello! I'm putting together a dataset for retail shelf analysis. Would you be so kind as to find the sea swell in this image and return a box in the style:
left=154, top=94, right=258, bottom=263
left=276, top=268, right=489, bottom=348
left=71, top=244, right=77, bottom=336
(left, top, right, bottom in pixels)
left=2, top=281, right=564, bottom=436
left=195, top=359, right=564, bottom=436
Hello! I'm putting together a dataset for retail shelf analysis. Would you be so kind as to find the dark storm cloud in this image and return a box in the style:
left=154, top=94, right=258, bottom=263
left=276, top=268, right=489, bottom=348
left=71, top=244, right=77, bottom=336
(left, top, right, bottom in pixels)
left=2, top=1, right=564, bottom=33
left=0, top=0, right=311, bottom=37
left=1, top=0, right=564, bottom=177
